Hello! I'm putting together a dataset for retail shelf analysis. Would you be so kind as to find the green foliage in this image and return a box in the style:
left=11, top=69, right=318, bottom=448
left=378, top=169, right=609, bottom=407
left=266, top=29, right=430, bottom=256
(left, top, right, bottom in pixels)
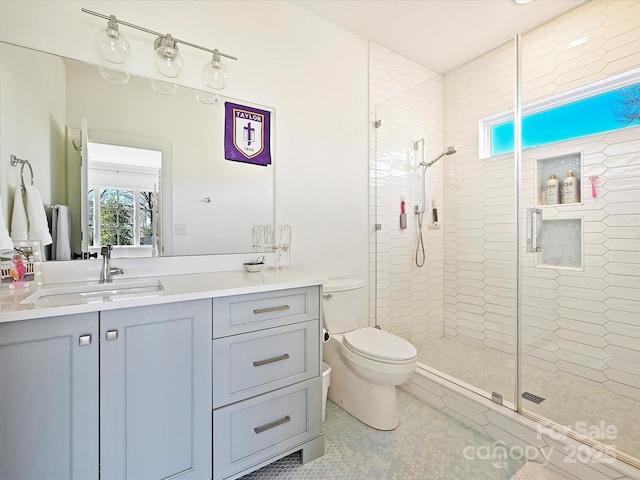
left=100, top=190, right=134, bottom=246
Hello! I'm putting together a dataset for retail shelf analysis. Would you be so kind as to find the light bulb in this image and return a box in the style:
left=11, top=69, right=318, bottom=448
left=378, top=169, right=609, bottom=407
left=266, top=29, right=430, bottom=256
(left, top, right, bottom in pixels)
left=154, top=35, right=183, bottom=78
left=95, top=16, right=130, bottom=64
left=203, top=50, right=228, bottom=90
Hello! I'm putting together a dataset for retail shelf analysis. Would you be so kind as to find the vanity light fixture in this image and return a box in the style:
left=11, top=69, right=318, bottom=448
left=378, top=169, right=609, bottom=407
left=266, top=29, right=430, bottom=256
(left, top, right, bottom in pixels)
left=154, top=34, right=183, bottom=78
left=203, top=49, right=228, bottom=90
left=82, top=8, right=237, bottom=89
left=94, top=14, right=130, bottom=64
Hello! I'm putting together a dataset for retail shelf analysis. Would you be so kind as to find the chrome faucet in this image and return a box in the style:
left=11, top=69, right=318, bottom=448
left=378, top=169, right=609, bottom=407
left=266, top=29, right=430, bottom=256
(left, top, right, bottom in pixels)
left=99, top=245, right=124, bottom=283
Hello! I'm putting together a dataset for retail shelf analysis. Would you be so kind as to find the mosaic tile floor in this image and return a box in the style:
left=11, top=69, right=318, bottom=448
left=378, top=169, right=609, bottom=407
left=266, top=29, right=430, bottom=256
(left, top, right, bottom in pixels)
left=240, top=389, right=524, bottom=479
left=415, top=336, right=640, bottom=460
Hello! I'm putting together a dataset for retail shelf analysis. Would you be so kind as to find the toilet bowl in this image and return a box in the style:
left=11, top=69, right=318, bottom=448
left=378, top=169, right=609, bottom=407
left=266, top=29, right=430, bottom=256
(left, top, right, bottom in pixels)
left=322, top=279, right=417, bottom=430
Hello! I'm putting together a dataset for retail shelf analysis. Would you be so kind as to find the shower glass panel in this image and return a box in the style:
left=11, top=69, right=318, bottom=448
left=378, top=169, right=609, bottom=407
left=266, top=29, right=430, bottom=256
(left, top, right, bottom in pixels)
left=519, top=1, right=640, bottom=463
left=372, top=38, right=518, bottom=406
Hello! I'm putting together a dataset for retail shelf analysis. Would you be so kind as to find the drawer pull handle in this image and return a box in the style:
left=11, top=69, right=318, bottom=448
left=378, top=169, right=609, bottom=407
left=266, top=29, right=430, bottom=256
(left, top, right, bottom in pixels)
left=253, top=415, right=291, bottom=434
left=253, top=305, right=290, bottom=314
left=252, top=353, right=290, bottom=367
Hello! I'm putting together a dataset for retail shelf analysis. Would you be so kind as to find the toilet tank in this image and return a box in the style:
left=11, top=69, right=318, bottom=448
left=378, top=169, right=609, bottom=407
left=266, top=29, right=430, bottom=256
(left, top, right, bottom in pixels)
left=323, top=278, right=366, bottom=334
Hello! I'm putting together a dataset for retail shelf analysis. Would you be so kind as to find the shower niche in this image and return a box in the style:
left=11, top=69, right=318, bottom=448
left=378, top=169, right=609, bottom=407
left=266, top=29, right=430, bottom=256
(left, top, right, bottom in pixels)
left=536, top=217, right=583, bottom=270
left=534, top=152, right=584, bottom=270
left=536, top=152, right=583, bottom=207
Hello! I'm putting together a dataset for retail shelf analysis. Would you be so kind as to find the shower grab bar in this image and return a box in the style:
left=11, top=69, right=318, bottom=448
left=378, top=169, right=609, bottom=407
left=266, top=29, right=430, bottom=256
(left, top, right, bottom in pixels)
left=526, top=208, right=542, bottom=253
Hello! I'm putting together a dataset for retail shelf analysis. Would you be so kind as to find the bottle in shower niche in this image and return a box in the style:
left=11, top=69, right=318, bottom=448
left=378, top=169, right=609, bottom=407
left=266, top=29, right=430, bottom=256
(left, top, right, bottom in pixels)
left=546, top=174, right=561, bottom=205
left=562, top=171, right=580, bottom=204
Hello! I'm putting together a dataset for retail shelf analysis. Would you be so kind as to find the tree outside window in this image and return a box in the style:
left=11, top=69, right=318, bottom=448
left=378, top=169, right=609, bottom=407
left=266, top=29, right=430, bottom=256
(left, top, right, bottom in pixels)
left=88, top=187, right=156, bottom=247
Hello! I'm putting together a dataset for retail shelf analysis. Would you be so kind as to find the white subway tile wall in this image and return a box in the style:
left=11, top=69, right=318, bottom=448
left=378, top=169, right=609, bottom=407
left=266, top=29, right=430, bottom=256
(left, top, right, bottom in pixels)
left=441, top=0, right=640, bottom=400
left=369, top=42, right=445, bottom=343
left=370, top=0, right=640, bottom=472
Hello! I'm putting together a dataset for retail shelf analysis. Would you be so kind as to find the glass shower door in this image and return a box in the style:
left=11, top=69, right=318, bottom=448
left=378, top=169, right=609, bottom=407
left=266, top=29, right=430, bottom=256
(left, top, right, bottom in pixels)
left=372, top=38, right=519, bottom=407
left=519, top=0, right=640, bottom=464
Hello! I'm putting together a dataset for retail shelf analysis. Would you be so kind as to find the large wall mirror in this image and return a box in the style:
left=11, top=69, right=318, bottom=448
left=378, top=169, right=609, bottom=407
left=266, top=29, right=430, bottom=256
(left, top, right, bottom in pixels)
left=0, top=41, right=275, bottom=260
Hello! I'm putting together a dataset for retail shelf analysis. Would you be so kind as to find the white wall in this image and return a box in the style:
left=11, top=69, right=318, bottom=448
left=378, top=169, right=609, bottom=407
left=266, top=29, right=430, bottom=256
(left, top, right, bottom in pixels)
left=0, top=0, right=369, bottom=280
left=0, top=44, right=66, bottom=217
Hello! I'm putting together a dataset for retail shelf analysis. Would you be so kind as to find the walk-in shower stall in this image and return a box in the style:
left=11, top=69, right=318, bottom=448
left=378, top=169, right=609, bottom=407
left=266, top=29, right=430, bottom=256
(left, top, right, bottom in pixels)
left=371, top=0, right=640, bottom=468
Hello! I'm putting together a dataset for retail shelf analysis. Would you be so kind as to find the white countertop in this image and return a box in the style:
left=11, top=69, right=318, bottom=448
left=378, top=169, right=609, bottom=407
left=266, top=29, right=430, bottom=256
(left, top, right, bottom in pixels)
left=0, top=269, right=326, bottom=323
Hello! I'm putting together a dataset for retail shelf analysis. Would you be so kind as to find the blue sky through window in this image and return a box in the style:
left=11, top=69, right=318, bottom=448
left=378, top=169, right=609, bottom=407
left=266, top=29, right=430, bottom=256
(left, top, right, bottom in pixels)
left=491, top=83, right=640, bottom=156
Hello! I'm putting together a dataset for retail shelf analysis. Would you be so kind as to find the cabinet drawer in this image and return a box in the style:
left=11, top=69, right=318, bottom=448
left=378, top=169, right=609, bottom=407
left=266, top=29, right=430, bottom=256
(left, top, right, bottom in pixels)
left=212, top=286, right=320, bottom=338
left=213, top=378, right=321, bottom=480
left=213, top=320, right=319, bottom=407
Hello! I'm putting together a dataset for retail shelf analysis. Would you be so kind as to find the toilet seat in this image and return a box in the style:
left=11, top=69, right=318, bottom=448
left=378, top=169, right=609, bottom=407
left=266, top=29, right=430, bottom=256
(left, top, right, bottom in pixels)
left=343, top=327, right=417, bottom=364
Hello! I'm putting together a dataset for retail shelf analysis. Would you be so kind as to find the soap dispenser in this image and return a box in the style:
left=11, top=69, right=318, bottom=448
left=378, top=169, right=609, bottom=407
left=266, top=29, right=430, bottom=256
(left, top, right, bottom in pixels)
left=562, top=171, right=580, bottom=204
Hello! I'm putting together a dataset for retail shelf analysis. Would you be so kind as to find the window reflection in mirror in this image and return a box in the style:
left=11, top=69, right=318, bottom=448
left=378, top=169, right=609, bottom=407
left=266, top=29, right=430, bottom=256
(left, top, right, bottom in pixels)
left=86, top=141, right=162, bottom=258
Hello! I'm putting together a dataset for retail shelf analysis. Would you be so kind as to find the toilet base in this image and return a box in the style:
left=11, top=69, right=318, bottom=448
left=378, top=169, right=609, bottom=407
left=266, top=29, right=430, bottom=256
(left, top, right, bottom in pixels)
left=328, top=377, right=400, bottom=430
left=324, top=337, right=404, bottom=431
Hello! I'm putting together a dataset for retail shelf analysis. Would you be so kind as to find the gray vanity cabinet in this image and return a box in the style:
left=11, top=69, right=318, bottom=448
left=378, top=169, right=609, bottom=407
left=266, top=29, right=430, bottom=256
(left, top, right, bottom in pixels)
left=0, top=312, right=99, bottom=480
left=100, top=299, right=212, bottom=480
left=0, top=282, right=323, bottom=480
left=212, top=286, right=324, bottom=480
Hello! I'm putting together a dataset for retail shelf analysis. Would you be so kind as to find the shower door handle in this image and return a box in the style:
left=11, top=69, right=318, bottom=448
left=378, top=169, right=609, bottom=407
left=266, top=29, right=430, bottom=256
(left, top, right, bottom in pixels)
left=526, top=208, right=542, bottom=253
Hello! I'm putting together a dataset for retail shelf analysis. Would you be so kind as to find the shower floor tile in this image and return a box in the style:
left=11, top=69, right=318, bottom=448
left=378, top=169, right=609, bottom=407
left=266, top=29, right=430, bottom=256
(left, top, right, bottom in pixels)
left=240, top=389, right=524, bottom=479
left=415, top=336, right=640, bottom=461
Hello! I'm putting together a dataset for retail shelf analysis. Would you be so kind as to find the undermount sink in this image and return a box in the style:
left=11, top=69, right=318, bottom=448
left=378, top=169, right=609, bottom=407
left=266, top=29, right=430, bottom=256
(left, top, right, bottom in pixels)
left=20, top=279, right=165, bottom=305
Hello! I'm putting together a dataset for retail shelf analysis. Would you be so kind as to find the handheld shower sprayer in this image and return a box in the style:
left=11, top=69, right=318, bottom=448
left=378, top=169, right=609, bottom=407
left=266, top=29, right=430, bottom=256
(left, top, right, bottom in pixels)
left=413, top=143, right=457, bottom=267
left=419, top=145, right=457, bottom=168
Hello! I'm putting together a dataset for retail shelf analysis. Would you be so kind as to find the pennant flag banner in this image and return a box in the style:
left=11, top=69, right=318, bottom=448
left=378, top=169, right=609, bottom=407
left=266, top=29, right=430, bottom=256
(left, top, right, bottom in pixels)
left=224, top=102, right=272, bottom=166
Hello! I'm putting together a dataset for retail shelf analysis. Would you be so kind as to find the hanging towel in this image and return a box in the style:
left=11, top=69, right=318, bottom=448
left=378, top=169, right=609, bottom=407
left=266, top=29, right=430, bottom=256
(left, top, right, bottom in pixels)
left=10, top=188, right=28, bottom=242
left=0, top=194, right=15, bottom=251
left=51, top=205, right=72, bottom=261
left=24, top=185, right=53, bottom=246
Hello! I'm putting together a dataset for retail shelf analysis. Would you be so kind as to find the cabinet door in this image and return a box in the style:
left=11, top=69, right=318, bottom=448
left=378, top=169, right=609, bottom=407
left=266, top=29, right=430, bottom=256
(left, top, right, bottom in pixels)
left=100, top=300, right=212, bottom=480
left=0, top=313, right=99, bottom=480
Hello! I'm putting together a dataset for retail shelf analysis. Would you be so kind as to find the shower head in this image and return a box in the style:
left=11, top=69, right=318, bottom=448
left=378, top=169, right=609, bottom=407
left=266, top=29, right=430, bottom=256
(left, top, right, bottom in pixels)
left=420, top=145, right=457, bottom=168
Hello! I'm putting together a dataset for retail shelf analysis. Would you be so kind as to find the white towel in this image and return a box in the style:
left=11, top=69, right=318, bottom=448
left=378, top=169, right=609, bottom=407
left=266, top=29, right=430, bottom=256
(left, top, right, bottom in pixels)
left=52, top=205, right=72, bottom=261
left=10, top=188, right=28, bottom=242
left=24, top=185, right=52, bottom=246
left=0, top=194, right=15, bottom=251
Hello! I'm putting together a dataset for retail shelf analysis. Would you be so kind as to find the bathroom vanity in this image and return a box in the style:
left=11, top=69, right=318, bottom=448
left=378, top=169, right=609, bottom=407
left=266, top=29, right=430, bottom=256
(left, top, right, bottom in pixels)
left=0, top=270, right=325, bottom=480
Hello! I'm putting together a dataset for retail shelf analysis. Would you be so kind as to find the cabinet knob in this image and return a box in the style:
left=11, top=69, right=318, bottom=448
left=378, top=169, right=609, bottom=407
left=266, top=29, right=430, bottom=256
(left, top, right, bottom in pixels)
left=79, top=334, right=92, bottom=346
left=106, top=330, right=118, bottom=341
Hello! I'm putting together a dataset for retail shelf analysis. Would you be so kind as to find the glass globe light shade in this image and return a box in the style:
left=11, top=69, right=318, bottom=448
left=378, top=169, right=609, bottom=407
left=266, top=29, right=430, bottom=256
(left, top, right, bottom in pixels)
left=98, top=66, right=130, bottom=85
left=195, top=90, right=221, bottom=105
left=203, top=51, right=228, bottom=90
left=94, top=17, right=130, bottom=64
left=150, top=79, right=178, bottom=96
left=155, top=35, right=183, bottom=78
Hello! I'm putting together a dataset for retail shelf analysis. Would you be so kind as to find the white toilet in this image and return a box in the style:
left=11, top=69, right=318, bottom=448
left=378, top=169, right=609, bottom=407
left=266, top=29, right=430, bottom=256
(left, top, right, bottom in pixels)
left=322, top=278, right=417, bottom=430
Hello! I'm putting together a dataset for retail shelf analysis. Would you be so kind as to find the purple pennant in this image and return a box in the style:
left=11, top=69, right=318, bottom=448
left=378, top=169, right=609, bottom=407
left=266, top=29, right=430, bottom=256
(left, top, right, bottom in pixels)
left=224, top=102, right=272, bottom=166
